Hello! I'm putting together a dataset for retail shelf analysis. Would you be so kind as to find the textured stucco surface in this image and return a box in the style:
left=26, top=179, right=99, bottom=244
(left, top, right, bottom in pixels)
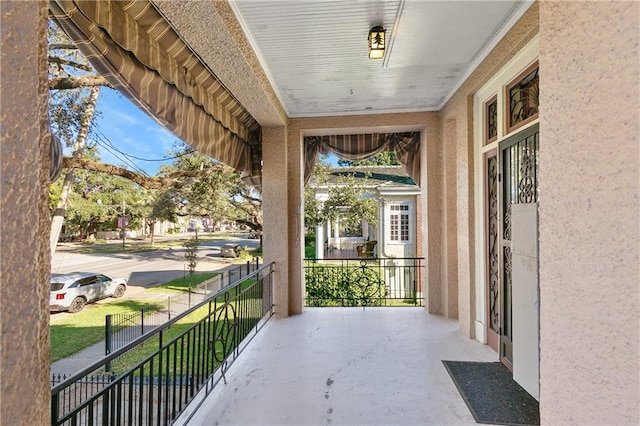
left=286, top=123, right=304, bottom=315
left=538, top=1, right=639, bottom=424
left=0, top=1, right=51, bottom=423
left=444, top=118, right=459, bottom=318
left=262, top=126, right=290, bottom=317
left=151, top=0, right=286, bottom=127
left=440, top=3, right=539, bottom=337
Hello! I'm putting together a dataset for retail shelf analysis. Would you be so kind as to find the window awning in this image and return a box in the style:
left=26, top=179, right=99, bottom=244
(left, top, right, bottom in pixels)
left=304, top=132, right=421, bottom=187
left=49, top=0, right=261, bottom=180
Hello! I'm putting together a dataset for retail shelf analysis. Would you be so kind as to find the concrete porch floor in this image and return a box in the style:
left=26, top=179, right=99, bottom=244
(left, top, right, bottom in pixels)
left=177, top=307, right=497, bottom=425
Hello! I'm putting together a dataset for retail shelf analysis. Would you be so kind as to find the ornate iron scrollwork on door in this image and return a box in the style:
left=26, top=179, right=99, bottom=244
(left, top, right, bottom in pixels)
left=518, top=150, right=536, bottom=203
left=487, top=156, right=500, bottom=332
left=507, top=63, right=539, bottom=133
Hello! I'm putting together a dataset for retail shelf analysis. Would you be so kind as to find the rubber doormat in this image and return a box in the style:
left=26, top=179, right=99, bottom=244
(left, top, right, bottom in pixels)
left=442, top=361, right=540, bottom=425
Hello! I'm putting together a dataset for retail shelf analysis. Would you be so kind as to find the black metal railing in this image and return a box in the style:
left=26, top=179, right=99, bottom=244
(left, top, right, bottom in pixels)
left=104, top=260, right=262, bottom=358
left=304, top=257, right=424, bottom=307
left=51, top=262, right=275, bottom=426
left=105, top=309, right=160, bottom=354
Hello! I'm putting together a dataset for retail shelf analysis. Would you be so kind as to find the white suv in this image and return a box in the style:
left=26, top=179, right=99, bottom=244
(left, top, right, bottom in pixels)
left=49, top=272, right=127, bottom=313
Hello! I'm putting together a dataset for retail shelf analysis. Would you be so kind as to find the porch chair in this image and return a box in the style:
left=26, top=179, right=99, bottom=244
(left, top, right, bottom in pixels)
left=356, top=240, right=377, bottom=258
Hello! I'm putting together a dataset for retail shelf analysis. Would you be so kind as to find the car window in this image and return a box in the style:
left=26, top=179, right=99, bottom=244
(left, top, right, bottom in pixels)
left=95, top=275, right=111, bottom=283
left=78, top=277, right=98, bottom=287
left=50, top=283, right=65, bottom=291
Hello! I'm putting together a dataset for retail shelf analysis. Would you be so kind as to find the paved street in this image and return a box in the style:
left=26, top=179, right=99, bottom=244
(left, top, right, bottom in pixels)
left=50, top=233, right=260, bottom=319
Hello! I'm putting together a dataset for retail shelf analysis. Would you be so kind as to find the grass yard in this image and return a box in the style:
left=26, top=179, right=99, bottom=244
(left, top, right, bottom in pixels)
left=50, top=299, right=164, bottom=363
left=109, top=277, right=262, bottom=375
left=148, top=272, right=220, bottom=293
left=72, top=234, right=234, bottom=255
left=50, top=273, right=220, bottom=363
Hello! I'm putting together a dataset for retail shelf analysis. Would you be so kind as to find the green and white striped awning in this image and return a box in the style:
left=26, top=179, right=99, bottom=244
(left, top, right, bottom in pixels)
left=49, top=0, right=261, bottom=177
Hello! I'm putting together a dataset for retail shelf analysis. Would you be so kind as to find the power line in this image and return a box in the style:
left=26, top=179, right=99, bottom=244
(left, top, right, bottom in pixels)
left=91, top=130, right=149, bottom=177
left=92, top=128, right=190, bottom=162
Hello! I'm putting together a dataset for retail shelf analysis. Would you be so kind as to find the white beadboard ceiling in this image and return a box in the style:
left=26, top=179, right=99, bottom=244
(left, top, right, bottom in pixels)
left=228, top=0, right=533, bottom=118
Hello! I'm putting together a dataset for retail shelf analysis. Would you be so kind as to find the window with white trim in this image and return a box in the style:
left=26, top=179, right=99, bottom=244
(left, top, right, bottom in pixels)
left=389, top=204, right=410, bottom=242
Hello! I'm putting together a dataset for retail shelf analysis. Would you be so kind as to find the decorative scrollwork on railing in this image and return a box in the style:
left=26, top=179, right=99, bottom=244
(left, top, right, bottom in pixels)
left=304, top=259, right=424, bottom=307
left=349, top=261, right=384, bottom=308
left=210, top=293, right=238, bottom=383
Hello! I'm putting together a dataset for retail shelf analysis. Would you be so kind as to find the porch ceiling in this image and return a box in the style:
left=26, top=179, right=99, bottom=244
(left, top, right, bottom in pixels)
left=189, top=0, right=533, bottom=119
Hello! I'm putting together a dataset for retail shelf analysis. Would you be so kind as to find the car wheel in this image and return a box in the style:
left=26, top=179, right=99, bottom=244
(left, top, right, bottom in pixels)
left=68, top=297, right=86, bottom=313
left=112, top=284, right=126, bottom=298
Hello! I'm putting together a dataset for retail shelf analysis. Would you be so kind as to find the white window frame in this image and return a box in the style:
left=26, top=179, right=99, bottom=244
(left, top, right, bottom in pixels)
left=386, top=202, right=412, bottom=245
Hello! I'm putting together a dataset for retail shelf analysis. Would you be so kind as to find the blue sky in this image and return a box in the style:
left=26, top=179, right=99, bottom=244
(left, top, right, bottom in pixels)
left=89, top=89, right=178, bottom=176
left=87, top=88, right=340, bottom=176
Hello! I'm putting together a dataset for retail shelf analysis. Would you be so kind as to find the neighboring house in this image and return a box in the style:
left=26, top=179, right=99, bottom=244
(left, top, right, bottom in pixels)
left=310, top=166, right=422, bottom=300
left=309, top=166, right=420, bottom=261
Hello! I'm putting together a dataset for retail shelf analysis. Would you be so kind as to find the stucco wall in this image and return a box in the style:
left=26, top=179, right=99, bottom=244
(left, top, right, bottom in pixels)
left=0, top=1, right=51, bottom=423
left=262, top=126, right=291, bottom=317
left=440, top=3, right=540, bottom=337
left=538, top=1, right=639, bottom=423
left=443, top=118, right=459, bottom=318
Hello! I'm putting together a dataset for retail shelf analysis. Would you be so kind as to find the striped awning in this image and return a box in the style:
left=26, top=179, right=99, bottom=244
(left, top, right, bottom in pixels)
left=49, top=0, right=261, bottom=177
left=304, top=132, right=421, bottom=187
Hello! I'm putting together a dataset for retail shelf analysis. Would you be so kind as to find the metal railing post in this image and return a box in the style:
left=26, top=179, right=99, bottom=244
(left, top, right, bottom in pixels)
left=105, top=314, right=112, bottom=372
left=141, top=309, right=144, bottom=337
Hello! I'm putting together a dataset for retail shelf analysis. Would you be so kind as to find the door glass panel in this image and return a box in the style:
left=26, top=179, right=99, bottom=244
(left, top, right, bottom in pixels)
left=500, top=124, right=539, bottom=367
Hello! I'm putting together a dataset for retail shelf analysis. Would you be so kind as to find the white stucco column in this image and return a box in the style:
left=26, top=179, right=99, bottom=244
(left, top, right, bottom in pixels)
left=315, top=223, right=324, bottom=259
left=286, top=127, right=304, bottom=315
left=333, top=217, right=340, bottom=249
left=262, top=126, right=290, bottom=317
left=362, top=219, right=369, bottom=240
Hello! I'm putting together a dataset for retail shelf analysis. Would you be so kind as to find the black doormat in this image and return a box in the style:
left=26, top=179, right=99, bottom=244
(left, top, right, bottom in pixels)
left=442, top=361, right=540, bottom=426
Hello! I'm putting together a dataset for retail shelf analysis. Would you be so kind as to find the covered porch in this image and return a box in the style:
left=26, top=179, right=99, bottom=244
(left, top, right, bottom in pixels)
left=1, top=1, right=638, bottom=425
left=176, top=308, right=496, bottom=425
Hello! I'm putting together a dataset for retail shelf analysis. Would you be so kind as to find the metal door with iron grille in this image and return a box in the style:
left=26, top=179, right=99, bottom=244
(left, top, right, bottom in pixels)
left=499, top=123, right=539, bottom=368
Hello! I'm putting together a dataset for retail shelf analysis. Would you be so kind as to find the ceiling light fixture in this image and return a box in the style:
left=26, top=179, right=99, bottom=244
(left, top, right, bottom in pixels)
left=368, top=26, right=386, bottom=59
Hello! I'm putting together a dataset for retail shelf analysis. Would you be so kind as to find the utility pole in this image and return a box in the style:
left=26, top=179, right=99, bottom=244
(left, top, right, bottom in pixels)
left=121, top=200, right=126, bottom=250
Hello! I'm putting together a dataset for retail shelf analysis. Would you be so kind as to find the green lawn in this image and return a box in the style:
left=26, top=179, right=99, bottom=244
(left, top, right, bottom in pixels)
left=148, top=272, right=220, bottom=293
left=71, top=234, right=233, bottom=254
left=50, top=272, right=220, bottom=362
left=50, top=299, right=164, bottom=362
left=110, top=277, right=262, bottom=375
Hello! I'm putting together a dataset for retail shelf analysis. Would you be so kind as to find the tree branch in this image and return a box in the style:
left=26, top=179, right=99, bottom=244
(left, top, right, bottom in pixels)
left=232, top=218, right=262, bottom=232
left=49, top=75, right=114, bottom=90
left=48, top=56, right=92, bottom=72
left=49, top=43, right=78, bottom=51
left=62, top=157, right=226, bottom=190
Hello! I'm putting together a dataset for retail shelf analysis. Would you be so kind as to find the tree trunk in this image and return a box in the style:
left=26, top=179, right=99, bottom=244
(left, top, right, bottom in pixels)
left=50, top=86, right=100, bottom=254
